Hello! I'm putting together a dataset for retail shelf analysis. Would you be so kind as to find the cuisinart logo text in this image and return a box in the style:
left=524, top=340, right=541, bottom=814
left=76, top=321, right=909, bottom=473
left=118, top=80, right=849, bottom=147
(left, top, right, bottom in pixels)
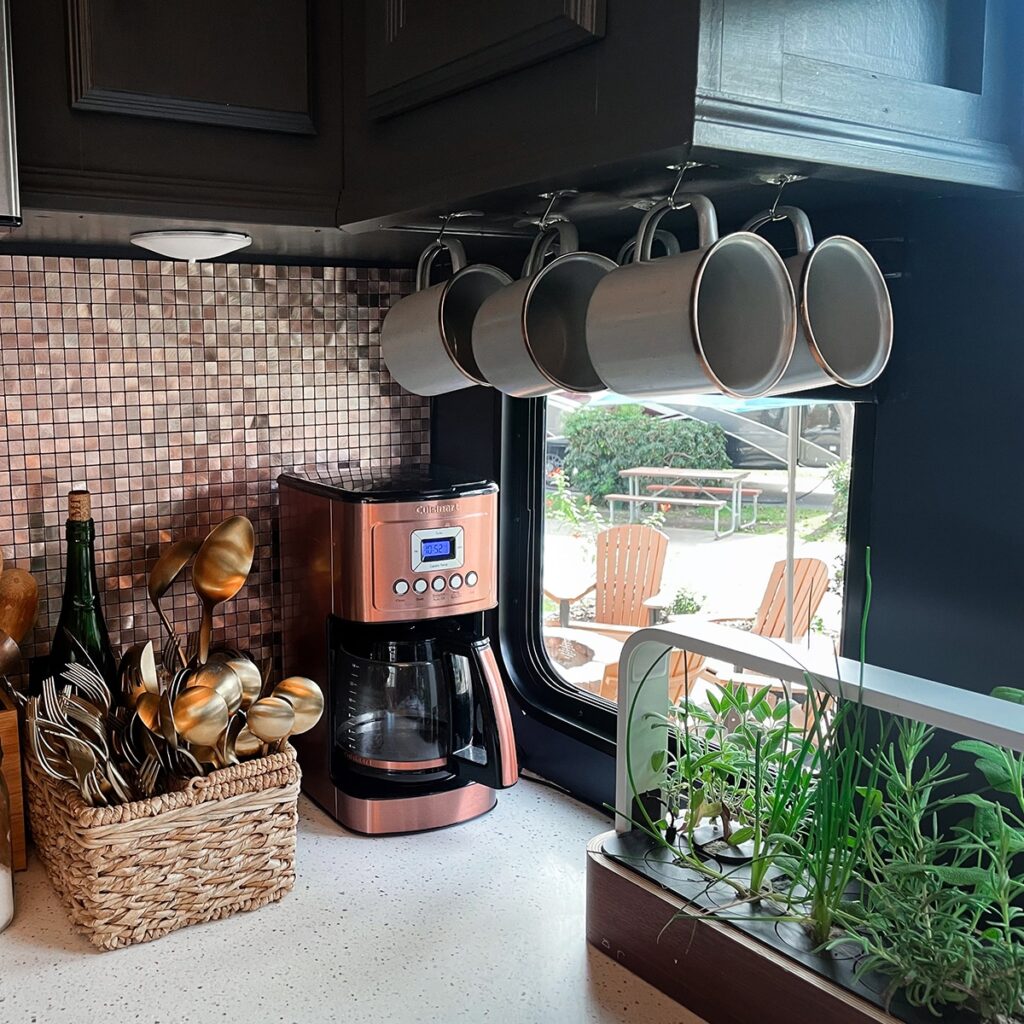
left=416, top=503, right=459, bottom=515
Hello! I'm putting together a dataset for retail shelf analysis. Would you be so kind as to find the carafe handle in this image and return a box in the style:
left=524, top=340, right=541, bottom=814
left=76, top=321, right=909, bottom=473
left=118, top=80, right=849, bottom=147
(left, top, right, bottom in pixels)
left=443, top=634, right=519, bottom=789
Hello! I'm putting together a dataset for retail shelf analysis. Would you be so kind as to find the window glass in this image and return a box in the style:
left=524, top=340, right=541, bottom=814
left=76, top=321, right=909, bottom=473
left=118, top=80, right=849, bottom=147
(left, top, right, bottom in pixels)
left=542, top=393, right=852, bottom=714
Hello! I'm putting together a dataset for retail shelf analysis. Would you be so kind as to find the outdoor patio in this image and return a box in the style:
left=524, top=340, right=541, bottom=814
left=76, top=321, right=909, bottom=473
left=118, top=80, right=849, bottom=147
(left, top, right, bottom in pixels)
left=541, top=467, right=845, bottom=697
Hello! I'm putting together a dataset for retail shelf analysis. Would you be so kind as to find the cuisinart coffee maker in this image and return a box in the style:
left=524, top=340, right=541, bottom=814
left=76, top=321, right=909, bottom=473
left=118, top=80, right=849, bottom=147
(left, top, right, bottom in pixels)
left=278, top=465, right=518, bottom=834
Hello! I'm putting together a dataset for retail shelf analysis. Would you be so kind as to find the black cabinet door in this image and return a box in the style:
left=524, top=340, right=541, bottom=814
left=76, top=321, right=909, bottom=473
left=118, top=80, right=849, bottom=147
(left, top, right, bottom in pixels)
left=339, top=0, right=700, bottom=229
left=13, top=0, right=343, bottom=225
left=365, top=1, right=606, bottom=119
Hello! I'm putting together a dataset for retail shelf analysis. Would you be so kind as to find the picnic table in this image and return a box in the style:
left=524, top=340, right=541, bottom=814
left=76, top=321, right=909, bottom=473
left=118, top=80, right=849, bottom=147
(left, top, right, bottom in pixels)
left=608, top=466, right=760, bottom=539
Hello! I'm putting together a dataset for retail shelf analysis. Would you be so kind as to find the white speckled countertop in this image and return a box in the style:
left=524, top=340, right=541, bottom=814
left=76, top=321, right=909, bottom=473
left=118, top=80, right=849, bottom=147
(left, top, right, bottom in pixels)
left=1, top=779, right=700, bottom=1024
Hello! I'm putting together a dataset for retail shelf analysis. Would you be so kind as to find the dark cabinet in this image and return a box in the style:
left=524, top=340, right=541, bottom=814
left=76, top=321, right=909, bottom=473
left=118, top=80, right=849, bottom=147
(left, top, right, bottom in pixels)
left=339, top=0, right=1024, bottom=234
left=365, top=1, right=608, bottom=119
left=12, top=0, right=343, bottom=225
left=691, top=0, right=1023, bottom=192
left=337, top=0, right=701, bottom=230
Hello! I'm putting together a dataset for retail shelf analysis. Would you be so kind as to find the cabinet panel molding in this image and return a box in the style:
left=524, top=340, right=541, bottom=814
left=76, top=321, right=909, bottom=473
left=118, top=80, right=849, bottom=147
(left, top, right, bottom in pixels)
left=366, top=0, right=606, bottom=119
left=66, top=0, right=316, bottom=134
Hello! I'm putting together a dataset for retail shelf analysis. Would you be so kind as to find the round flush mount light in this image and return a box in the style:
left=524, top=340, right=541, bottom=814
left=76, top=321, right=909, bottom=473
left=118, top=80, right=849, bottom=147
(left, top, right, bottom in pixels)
left=129, top=229, right=253, bottom=263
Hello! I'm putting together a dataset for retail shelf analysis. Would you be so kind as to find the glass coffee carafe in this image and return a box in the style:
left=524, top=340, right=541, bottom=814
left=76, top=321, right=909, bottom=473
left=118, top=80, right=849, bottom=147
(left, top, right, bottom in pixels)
left=340, top=637, right=453, bottom=772
left=330, top=620, right=511, bottom=790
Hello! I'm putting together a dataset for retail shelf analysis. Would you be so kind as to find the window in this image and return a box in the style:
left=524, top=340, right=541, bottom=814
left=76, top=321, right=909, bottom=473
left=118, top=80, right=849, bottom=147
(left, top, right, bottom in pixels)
left=540, top=393, right=854, bottom=716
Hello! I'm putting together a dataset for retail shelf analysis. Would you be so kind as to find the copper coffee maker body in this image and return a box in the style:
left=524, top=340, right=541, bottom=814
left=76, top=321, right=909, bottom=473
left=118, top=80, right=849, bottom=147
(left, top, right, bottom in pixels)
left=278, top=466, right=517, bottom=834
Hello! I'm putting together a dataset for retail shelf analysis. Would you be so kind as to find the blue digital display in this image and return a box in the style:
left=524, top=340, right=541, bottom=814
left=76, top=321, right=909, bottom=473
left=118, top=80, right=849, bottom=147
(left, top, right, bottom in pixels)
left=421, top=537, right=454, bottom=561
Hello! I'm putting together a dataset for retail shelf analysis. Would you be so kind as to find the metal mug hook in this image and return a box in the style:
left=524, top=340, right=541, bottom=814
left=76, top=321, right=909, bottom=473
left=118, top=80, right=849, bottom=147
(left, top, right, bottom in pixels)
left=536, top=189, right=579, bottom=228
left=665, top=162, right=703, bottom=210
left=435, top=209, right=484, bottom=245
left=760, top=173, right=806, bottom=222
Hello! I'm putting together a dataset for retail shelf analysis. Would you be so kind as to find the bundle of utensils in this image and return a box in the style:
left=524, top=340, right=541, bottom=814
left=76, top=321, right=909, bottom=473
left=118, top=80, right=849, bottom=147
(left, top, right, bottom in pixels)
left=13, top=515, right=324, bottom=807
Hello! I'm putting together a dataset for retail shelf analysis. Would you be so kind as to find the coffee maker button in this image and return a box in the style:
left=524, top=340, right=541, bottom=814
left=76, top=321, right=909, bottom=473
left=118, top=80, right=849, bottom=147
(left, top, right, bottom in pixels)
left=431, top=576, right=447, bottom=592
left=449, top=573, right=463, bottom=590
left=465, top=571, right=479, bottom=587
left=413, top=578, right=429, bottom=594
left=393, top=579, right=410, bottom=596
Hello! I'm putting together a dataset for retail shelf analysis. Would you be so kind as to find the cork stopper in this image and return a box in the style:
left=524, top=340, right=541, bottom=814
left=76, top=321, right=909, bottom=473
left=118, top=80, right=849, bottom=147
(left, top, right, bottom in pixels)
left=67, top=490, right=92, bottom=522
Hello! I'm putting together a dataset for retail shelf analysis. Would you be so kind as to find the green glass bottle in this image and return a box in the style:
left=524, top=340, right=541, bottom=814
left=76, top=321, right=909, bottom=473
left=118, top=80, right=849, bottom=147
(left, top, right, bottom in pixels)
left=49, top=490, right=117, bottom=684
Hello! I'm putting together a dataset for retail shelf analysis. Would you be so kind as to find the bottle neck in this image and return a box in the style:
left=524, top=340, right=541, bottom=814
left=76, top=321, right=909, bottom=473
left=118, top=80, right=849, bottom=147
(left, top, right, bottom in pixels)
left=63, top=519, right=100, bottom=605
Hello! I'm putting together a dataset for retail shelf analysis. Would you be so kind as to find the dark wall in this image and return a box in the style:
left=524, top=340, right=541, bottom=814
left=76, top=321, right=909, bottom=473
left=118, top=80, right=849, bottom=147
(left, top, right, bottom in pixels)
left=856, top=193, right=1024, bottom=692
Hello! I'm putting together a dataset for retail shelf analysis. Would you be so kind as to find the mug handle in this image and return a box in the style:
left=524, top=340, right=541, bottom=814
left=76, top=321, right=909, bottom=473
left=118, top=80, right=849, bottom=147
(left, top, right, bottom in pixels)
left=523, top=218, right=580, bottom=277
left=415, top=237, right=468, bottom=291
left=741, top=205, right=816, bottom=254
left=616, top=229, right=682, bottom=265
left=635, top=195, right=719, bottom=262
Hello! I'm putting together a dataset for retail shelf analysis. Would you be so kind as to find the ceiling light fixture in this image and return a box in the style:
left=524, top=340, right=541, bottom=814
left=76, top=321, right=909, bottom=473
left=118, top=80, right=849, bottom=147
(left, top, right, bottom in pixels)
left=129, top=229, right=253, bottom=263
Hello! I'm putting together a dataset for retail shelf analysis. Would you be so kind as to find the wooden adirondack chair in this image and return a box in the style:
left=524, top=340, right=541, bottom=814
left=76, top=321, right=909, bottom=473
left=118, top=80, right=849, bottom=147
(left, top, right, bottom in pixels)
left=600, top=648, right=712, bottom=705
left=711, top=557, right=831, bottom=728
left=715, top=557, right=830, bottom=641
left=544, top=523, right=671, bottom=632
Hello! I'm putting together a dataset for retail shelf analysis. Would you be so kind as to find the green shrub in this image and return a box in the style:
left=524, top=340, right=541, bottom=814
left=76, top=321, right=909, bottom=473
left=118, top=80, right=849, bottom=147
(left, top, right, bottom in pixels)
left=561, top=405, right=730, bottom=501
left=670, top=586, right=704, bottom=616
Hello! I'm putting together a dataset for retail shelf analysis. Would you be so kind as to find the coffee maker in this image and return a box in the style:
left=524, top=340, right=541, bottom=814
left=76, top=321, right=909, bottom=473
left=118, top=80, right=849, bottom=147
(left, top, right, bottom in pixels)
left=278, top=465, right=518, bottom=834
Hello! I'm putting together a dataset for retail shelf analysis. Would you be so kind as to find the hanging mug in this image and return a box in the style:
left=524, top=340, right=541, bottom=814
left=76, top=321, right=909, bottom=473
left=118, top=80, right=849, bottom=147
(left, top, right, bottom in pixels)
left=473, top=219, right=616, bottom=397
left=742, top=205, right=893, bottom=392
left=381, top=237, right=512, bottom=397
left=586, top=194, right=797, bottom=398
left=615, top=229, right=680, bottom=265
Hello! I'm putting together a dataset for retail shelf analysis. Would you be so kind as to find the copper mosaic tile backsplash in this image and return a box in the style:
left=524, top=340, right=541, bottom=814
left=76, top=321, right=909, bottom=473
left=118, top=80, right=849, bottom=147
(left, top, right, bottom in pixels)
left=0, top=256, right=427, bottom=676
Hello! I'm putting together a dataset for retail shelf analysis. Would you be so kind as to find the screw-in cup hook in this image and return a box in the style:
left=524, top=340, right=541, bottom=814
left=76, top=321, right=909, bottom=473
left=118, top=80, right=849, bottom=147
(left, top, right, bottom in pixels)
left=435, top=210, right=484, bottom=245
left=536, top=189, right=579, bottom=228
left=761, top=174, right=806, bottom=222
left=665, top=162, right=703, bottom=210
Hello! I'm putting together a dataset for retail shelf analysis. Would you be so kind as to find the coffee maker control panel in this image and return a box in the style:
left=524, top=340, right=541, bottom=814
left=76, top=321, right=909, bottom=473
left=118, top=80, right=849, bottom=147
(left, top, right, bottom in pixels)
left=363, top=491, right=496, bottom=622
left=277, top=469, right=497, bottom=624
left=410, top=526, right=464, bottom=572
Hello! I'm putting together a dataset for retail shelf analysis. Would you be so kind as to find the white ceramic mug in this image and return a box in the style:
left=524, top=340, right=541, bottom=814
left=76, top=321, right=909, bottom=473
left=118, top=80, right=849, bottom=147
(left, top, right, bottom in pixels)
left=381, top=238, right=511, bottom=397
left=586, top=195, right=797, bottom=398
left=742, top=205, right=893, bottom=392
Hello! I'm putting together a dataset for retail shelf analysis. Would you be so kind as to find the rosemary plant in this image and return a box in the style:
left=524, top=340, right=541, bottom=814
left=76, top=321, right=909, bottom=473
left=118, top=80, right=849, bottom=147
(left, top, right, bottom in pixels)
left=835, top=715, right=1024, bottom=1022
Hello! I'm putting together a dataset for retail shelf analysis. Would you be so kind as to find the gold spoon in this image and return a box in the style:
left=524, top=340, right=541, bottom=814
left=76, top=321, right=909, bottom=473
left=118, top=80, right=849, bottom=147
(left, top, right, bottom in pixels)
left=147, top=538, right=201, bottom=667
left=233, top=725, right=263, bottom=759
left=0, top=567, right=39, bottom=645
left=273, top=677, right=324, bottom=735
left=246, top=696, right=294, bottom=744
left=135, top=691, right=162, bottom=735
left=172, top=686, right=229, bottom=747
left=192, top=518, right=254, bottom=665
left=118, top=641, right=158, bottom=706
left=187, top=661, right=243, bottom=715
left=225, top=656, right=262, bottom=710
left=216, top=714, right=247, bottom=766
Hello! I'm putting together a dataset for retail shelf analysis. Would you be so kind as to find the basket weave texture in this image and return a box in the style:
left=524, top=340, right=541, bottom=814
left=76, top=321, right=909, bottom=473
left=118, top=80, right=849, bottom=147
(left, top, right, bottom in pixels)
left=25, top=745, right=301, bottom=950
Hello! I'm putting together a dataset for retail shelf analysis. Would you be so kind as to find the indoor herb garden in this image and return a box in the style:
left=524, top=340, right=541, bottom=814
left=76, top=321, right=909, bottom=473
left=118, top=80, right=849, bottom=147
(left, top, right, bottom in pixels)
left=605, top=553, right=1024, bottom=1024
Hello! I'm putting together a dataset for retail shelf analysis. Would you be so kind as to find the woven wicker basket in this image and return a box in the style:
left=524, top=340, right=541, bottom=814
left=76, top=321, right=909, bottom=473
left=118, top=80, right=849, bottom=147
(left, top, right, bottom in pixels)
left=25, top=745, right=301, bottom=950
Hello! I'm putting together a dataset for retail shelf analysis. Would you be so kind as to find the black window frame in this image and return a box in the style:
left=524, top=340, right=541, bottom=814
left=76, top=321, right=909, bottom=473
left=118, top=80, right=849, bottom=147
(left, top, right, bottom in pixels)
left=431, top=386, right=876, bottom=806
left=497, top=394, right=617, bottom=751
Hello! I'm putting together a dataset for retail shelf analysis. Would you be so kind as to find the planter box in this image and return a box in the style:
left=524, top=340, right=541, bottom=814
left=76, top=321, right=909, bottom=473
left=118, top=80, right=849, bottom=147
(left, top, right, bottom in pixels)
left=586, top=832, right=900, bottom=1024
left=26, top=745, right=300, bottom=950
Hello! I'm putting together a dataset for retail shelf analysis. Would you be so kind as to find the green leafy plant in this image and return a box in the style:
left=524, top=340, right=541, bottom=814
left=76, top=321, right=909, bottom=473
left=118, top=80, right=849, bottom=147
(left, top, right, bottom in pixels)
left=833, top=713, right=1024, bottom=1022
left=772, top=548, right=884, bottom=946
left=562, top=404, right=729, bottom=502
left=545, top=467, right=604, bottom=543
left=806, top=459, right=851, bottom=542
left=621, top=544, right=1024, bottom=1020
left=655, top=677, right=824, bottom=903
left=670, top=586, right=704, bottom=616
